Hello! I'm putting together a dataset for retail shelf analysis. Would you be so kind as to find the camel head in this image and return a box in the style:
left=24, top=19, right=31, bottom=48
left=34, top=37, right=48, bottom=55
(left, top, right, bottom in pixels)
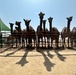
left=48, top=17, right=53, bottom=22
left=15, top=21, right=21, bottom=26
left=39, top=12, right=45, bottom=20
left=23, top=19, right=31, bottom=31
left=9, top=23, right=14, bottom=27
left=66, top=16, right=73, bottom=21
left=23, top=19, right=31, bottom=26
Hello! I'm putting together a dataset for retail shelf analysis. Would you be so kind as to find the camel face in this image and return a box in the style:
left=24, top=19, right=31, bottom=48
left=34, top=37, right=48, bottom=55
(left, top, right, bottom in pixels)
left=39, top=12, right=45, bottom=20
left=23, top=19, right=31, bottom=26
left=9, top=23, right=14, bottom=27
left=15, top=21, right=21, bottom=25
left=48, top=17, right=53, bottom=22
left=66, top=16, right=73, bottom=21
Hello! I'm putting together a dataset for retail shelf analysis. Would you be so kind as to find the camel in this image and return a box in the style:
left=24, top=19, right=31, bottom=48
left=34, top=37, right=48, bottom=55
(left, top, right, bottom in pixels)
left=15, top=21, right=23, bottom=47
left=42, top=20, right=49, bottom=48
left=48, top=17, right=60, bottom=48
left=61, top=16, right=73, bottom=48
left=72, top=27, right=76, bottom=47
left=36, top=12, right=45, bottom=48
left=23, top=19, right=36, bottom=48
left=8, top=22, right=22, bottom=47
left=8, top=23, right=14, bottom=47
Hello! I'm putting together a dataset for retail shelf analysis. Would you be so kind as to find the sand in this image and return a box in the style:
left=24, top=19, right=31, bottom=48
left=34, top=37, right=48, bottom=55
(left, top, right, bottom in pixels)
left=0, top=47, right=76, bottom=75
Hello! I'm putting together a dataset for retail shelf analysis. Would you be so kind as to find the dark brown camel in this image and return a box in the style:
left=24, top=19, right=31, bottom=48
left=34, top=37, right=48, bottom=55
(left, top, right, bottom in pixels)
left=61, top=16, right=73, bottom=48
left=8, top=23, right=19, bottom=47
left=48, top=17, right=60, bottom=48
left=8, top=23, right=14, bottom=47
left=72, top=27, right=76, bottom=47
left=23, top=19, right=36, bottom=48
left=15, top=21, right=22, bottom=47
left=36, top=12, right=45, bottom=48
left=42, top=20, right=49, bottom=48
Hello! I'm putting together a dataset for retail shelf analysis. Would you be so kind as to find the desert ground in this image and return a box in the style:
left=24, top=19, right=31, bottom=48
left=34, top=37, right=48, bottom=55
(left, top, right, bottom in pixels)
left=0, top=47, right=76, bottom=75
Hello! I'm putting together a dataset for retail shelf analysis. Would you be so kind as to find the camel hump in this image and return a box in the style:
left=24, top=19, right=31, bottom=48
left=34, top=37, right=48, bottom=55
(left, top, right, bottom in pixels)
left=52, top=27, right=59, bottom=32
left=45, top=28, right=48, bottom=31
left=29, top=26, right=35, bottom=31
left=62, top=27, right=71, bottom=33
left=72, top=27, right=76, bottom=33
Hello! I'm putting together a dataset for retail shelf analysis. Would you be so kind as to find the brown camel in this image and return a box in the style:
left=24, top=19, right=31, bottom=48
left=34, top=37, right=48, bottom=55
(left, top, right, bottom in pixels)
left=8, top=23, right=14, bottom=47
left=72, top=27, right=76, bottom=47
left=48, top=17, right=60, bottom=48
left=36, top=12, right=45, bottom=48
left=15, top=21, right=22, bottom=47
left=61, top=16, right=73, bottom=48
left=42, top=20, right=49, bottom=48
left=23, top=19, right=36, bottom=48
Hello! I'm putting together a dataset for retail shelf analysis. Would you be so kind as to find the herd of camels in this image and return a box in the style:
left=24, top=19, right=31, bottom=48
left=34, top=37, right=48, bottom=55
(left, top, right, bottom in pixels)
left=8, top=12, right=76, bottom=49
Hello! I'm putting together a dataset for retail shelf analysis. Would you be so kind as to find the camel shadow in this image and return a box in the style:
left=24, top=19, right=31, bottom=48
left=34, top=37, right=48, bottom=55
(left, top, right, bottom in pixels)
left=37, top=50, right=55, bottom=71
left=46, top=50, right=54, bottom=59
left=5, top=47, right=22, bottom=57
left=16, top=49, right=29, bottom=67
left=54, top=50, right=66, bottom=61
left=0, top=47, right=12, bottom=53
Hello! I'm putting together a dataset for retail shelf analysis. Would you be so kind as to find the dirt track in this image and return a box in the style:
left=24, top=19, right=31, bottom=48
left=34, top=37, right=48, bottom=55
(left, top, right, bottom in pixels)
left=0, top=48, right=76, bottom=75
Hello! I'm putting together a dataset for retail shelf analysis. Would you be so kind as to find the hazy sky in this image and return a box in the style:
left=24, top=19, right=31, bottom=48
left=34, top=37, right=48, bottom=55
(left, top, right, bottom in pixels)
left=0, top=0, right=76, bottom=31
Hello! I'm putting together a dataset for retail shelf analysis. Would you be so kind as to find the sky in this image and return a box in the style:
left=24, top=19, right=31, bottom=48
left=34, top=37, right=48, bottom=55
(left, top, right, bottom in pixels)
left=0, top=0, right=76, bottom=32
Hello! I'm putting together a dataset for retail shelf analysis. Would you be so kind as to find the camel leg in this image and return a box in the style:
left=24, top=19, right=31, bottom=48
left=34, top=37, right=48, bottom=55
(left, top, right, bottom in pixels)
left=47, top=38, right=50, bottom=48
left=33, top=38, right=35, bottom=47
left=51, top=39, right=53, bottom=49
left=11, top=36, right=13, bottom=48
left=71, top=38, right=73, bottom=48
left=42, top=37, right=43, bottom=48
left=28, top=38, right=32, bottom=47
left=56, top=39, right=59, bottom=48
left=26, top=38, right=27, bottom=47
left=44, top=37, right=46, bottom=48
left=19, top=38, right=21, bottom=46
left=22, top=38, right=24, bottom=48
left=16, top=38, right=17, bottom=47
left=38, top=38, right=39, bottom=48
left=68, top=37, right=69, bottom=48
left=62, top=38, right=65, bottom=48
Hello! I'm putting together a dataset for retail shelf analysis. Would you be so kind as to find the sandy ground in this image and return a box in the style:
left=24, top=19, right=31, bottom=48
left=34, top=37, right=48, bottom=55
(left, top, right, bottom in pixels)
left=0, top=47, right=76, bottom=75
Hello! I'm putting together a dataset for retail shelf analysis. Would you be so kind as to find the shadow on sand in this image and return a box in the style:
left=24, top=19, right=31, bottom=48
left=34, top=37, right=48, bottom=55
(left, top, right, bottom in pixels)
left=16, top=48, right=34, bottom=67
left=54, top=49, right=66, bottom=61
left=46, top=50, right=54, bottom=59
left=5, top=47, right=22, bottom=57
left=0, top=47, right=12, bottom=53
left=37, top=49, right=55, bottom=71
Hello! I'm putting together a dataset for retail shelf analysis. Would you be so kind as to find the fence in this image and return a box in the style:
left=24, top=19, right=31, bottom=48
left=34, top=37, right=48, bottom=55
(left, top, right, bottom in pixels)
left=0, top=32, right=76, bottom=48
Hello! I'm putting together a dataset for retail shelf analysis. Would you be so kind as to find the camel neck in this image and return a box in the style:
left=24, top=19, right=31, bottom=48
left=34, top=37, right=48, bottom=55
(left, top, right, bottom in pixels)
left=67, top=21, right=70, bottom=30
left=26, top=25, right=29, bottom=31
left=40, top=19, right=42, bottom=30
left=43, top=22, right=45, bottom=32
left=49, top=22, right=52, bottom=32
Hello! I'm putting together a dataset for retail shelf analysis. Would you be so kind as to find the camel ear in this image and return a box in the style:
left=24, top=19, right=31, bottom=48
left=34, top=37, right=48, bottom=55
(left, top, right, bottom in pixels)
left=69, top=16, right=73, bottom=21
left=29, top=20, right=31, bottom=22
left=9, top=23, right=14, bottom=25
left=23, top=19, right=25, bottom=21
left=66, top=17, right=69, bottom=20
